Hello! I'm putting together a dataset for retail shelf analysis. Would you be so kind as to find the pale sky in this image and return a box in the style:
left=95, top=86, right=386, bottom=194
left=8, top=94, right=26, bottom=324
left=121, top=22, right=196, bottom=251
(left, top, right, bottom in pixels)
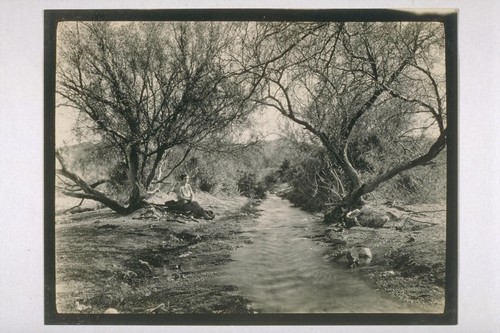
left=55, top=107, right=79, bottom=147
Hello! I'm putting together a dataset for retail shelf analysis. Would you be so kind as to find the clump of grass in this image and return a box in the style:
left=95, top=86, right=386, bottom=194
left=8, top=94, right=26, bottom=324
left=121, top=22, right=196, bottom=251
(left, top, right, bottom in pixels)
left=357, top=206, right=390, bottom=228
left=385, top=226, right=446, bottom=287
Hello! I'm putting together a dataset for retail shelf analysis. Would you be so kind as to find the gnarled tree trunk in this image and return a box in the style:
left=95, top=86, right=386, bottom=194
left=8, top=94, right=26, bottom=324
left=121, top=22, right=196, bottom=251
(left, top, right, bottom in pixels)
left=324, top=129, right=446, bottom=224
left=56, top=150, right=146, bottom=215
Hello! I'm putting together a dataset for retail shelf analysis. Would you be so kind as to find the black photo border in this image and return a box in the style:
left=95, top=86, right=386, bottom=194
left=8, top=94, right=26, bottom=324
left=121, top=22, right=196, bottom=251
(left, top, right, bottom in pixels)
left=44, top=8, right=458, bottom=326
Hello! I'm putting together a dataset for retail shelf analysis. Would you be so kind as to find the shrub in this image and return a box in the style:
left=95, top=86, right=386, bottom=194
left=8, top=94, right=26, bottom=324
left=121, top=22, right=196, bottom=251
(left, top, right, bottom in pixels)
left=370, top=150, right=447, bottom=204
left=279, top=151, right=346, bottom=212
left=279, top=145, right=447, bottom=211
left=237, top=172, right=267, bottom=199
left=277, top=159, right=291, bottom=180
left=181, top=155, right=240, bottom=195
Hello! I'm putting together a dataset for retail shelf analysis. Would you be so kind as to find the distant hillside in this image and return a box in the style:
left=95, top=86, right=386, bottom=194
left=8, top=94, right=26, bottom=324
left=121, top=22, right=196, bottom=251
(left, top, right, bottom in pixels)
left=57, top=142, right=120, bottom=182
left=257, top=138, right=313, bottom=169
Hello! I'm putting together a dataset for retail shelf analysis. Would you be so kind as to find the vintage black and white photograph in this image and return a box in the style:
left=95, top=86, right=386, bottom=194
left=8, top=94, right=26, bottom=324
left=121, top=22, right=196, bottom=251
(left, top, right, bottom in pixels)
left=46, top=9, right=457, bottom=324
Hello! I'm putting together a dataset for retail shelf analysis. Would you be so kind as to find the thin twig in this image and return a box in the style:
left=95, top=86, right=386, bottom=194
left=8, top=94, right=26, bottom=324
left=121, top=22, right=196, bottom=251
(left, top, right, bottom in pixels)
left=62, top=198, right=85, bottom=214
left=407, top=217, right=440, bottom=225
left=145, top=303, right=167, bottom=314
left=390, top=205, right=445, bottom=216
left=411, top=209, right=446, bottom=214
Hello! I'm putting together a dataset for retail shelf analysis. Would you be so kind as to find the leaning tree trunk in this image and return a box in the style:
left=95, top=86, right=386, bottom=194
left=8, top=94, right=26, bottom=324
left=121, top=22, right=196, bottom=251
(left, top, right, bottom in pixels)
left=324, top=129, right=447, bottom=225
left=322, top=139, right=365, bottom=224
left=56, top=150, right=146, bottom=215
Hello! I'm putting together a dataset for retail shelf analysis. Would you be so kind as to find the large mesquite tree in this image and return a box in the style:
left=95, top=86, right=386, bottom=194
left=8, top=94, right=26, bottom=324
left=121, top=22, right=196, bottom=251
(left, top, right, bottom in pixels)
left=56, top=22, right=258, bottom=214
left=248, top=22, right=447, bottom=220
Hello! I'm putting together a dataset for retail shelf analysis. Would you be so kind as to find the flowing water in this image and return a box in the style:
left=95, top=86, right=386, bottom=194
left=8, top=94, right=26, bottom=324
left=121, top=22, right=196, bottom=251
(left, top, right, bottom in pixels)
left=217, top=194, right=427, bottom=313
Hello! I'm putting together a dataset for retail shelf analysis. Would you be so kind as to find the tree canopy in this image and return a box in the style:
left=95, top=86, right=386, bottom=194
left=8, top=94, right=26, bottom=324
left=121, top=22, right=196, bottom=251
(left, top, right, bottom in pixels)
left=55, top=21, right=448, bottom=218
left=245, top=22, right=447, bottom=216
left=56, top=22, right=260, bottom=213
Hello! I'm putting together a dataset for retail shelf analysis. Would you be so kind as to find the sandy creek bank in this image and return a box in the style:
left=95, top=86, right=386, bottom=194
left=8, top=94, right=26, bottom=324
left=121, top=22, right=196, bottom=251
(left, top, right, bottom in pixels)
left=55, top=192, right=446, bottom=314
left=320, top=203, right=446, bottom=311
left=55, top=193, right=259, bottom=314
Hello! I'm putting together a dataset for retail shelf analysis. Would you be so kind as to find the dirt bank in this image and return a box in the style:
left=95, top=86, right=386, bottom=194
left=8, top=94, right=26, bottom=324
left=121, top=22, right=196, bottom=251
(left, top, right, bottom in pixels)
left=319, top=203, right=446, bottom=311
left=55, top=192, right=260, bottom=314
left=55, top=190, right=446, bottom=314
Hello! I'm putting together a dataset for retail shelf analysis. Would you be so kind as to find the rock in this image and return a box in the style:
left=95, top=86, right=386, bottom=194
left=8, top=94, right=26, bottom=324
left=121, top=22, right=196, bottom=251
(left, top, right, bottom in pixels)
left=104, top=308, right=119, bottom=314
left=357, top=207, right=390, bottom=228
left=357, top=247, right=373, bottom=265
left=358, top=247, right=372, bottom=259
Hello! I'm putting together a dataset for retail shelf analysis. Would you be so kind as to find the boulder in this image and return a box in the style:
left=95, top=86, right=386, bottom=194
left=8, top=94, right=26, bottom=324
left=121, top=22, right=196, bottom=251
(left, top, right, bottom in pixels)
left=358, top=247, right=372, bottom=259
left=358, top=247, right=373, bottom=265
left=357, top=207, right=390, bottom=228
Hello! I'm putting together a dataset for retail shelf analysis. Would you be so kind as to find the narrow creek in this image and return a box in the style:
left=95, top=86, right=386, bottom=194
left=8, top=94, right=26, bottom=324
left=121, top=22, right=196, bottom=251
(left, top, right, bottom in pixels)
left=216, top=194, right=423, bottom=313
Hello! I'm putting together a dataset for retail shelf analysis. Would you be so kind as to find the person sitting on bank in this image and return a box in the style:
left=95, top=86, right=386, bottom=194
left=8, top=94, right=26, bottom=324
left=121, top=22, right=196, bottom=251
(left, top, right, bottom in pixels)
left=165, top=173, right=214, bottom=220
